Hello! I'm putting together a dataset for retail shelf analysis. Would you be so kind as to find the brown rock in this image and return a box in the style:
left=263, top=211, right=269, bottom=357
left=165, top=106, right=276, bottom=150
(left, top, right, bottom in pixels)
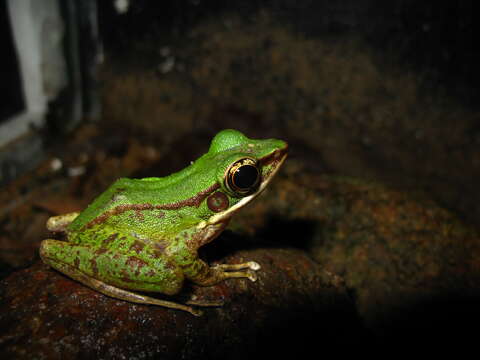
left=0, top=242, right=360, bottom=359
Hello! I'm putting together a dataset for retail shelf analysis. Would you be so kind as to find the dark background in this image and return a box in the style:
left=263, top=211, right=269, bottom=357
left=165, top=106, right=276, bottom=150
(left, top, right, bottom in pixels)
left=98, top=0, right=478, bottom=106
left=1, top=1, right=479, bottom=357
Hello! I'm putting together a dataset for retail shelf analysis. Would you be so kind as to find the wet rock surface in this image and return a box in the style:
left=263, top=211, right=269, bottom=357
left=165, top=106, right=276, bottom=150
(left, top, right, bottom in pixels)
left=236, top=169, right=480, bottom=352
left=2, top=5, right=479, bottom=358
left=2, top=167, right=480, bottom=357
left=0, top=241, right=361, bottom=359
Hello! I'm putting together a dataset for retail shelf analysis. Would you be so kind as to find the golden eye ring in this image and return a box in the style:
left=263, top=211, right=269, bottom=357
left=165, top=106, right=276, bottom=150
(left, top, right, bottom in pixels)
left=225, top=158, right=260, bottom=195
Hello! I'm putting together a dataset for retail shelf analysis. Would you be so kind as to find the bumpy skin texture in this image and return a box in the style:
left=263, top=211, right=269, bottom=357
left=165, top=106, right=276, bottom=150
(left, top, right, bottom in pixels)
left=39, top=129, right=287, bottom=314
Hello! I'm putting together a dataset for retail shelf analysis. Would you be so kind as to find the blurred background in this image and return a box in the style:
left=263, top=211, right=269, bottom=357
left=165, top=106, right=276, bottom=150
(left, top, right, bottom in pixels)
left=1, top=0, right=478, bottom=225
left=0, top=0, right=478, bottom=355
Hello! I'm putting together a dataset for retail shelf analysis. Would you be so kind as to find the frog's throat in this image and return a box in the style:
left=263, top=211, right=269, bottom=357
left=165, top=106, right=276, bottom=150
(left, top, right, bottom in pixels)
left=198, top=151, right=287, bottom=229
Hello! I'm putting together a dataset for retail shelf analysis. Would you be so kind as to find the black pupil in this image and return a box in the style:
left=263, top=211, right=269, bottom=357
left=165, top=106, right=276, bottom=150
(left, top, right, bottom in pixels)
left=233, top=165, right=259, bottom=189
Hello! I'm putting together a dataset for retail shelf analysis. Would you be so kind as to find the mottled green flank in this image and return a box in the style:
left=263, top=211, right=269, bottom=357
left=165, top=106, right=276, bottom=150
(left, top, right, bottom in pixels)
left=40, top=129, right=287, bottom=313
left=68, top=129, right=286, bottom=239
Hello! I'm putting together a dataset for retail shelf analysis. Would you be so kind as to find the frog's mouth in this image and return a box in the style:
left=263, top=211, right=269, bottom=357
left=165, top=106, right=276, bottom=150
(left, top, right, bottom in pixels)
left=201, top=147, right=288, bottom=227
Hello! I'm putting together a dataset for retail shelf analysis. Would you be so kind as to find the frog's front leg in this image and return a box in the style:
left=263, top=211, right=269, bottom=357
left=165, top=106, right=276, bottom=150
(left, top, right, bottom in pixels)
left=184, top=258, right=261, bottom=286
left=212, top=261, right=261, bottom=282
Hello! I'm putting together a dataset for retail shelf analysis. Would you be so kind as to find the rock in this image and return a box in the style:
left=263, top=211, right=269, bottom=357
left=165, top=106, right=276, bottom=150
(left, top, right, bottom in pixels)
left=235, top=169, right=480, bottom=351
left=0, top=240, right=361, bottom=359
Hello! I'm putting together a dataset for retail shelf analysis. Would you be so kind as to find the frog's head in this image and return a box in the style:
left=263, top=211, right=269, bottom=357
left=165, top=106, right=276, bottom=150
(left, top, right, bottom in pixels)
left=203, top=129, right=288, bottom=225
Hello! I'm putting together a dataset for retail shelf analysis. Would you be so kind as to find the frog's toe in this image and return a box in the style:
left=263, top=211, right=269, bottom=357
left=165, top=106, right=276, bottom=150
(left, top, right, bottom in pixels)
left=246, top=270, right=258, bottom=282
left=213, top=261, right=261, bottom=271
left=247, top=261, right=261, bottom=271
left=191, top=308, right=204, bottom=317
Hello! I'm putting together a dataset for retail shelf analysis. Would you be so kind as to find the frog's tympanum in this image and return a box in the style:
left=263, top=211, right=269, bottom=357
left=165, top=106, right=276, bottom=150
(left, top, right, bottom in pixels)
left=40, top=130, right=288, bottom=315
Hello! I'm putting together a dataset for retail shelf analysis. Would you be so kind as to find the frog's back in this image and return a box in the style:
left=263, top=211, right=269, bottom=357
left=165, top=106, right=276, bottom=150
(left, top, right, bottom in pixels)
left=67, top=161, right=208, bottom=233
left=66, top=130, right=260, bottom=233
left=67, top=178, right=138, bottom=232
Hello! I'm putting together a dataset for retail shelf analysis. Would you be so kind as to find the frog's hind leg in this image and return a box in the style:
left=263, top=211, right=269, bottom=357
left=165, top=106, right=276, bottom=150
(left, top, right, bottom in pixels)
left=66, top=265, right=205, bottom=316
left=39, top=239, right=204, bottom=316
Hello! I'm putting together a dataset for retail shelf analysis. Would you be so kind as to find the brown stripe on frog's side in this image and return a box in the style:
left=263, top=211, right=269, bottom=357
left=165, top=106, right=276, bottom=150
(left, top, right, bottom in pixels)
left=83, top=183, right=220, bottom=229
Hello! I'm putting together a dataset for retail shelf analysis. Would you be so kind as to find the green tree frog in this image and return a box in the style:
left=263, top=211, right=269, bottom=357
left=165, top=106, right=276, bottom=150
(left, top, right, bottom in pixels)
left=40, top=129, right=288, bottom=315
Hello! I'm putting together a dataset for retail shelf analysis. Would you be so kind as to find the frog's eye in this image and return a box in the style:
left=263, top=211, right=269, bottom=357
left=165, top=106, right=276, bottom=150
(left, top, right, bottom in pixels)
left=225, top=158, right=260, bottom=195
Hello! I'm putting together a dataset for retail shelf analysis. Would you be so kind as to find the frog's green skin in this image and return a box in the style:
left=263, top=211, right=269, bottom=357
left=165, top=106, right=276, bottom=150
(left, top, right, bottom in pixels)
left=40, top=129, right=287, bottom=316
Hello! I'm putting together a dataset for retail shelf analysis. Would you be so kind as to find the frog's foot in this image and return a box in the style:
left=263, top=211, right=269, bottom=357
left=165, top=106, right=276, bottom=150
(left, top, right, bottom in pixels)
left=211, top=261, right=261, bottom=282
left=46, top=212, right=80, bottom=232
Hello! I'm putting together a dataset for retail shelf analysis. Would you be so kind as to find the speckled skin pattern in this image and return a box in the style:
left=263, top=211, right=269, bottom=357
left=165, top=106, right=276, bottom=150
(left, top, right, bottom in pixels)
left=40, top=129, right=287, bottom=301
